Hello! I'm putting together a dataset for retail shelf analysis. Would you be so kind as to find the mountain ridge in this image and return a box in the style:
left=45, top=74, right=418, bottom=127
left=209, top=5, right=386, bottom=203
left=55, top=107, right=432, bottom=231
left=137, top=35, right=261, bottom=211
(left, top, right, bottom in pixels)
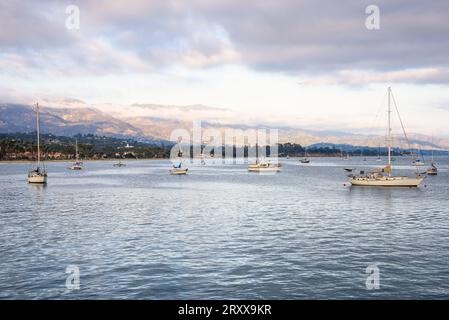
left=1, top=102, right=448, bottom=150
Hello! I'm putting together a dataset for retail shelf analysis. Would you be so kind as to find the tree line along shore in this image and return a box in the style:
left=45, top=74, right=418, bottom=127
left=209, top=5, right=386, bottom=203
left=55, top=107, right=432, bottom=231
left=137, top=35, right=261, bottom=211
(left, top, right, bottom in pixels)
left=0, top=132, right=434, bottom=161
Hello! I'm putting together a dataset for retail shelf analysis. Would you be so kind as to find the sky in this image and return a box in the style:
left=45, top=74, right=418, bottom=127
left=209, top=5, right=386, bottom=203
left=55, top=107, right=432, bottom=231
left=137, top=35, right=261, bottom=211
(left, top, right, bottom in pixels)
left=1, top=0, right=449, bottom=135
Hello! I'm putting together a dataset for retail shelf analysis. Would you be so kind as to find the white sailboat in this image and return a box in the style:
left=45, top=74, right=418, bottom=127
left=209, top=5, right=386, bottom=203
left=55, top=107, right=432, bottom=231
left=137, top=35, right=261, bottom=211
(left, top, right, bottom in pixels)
left=68, top=139, right=83, bottom=170
left=426, top=137, right=438, bottom=176
left=170, top=162, right=188, bottom=175
left=28, top=102, right=47, bottom=184
left=170, top=147, right=188, bottom=175
left=361, top=149, right=367, bottom=161
left=340, top=148, right=350, bottom=160
left=412, top=145, right=425, bottom=166
left=426, top=163, right=438, bottom=176
left=247, top=135, right=281, bottom=172
left=349, top=87, right=425, bottom=187
left=248, top=160, right=281, bottom=172
left=376, top=146, right=382, bottom=162
left=299, top=146, right=310, bottom=163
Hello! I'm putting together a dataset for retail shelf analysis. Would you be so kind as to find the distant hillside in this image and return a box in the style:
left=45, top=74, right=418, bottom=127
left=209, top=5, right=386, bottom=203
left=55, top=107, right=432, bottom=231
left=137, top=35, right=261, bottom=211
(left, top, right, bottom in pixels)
left=0, top=103, right=145, bottom=138
left=1, top=102, right=449, bottom=150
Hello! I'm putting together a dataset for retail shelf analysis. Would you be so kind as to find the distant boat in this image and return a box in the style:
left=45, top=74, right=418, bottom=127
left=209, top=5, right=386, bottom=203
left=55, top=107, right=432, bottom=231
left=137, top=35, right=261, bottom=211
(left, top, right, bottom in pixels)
left=200, top=151, right=206, bottom=165
left=341, top=149, right=350, bottom=160
left=69, top=161, right=83, bottom=170
left=349, top=87, right=425, bottom=187
left=412, top=159, right=425, bottom=166
left=412, top=145, right=426, bottom=166
left=68, top=139, right=83, bottom=170
left=170, top=163, right=188, bottom=175
left=375, top=145, right=382, bottom=161
left=248, top=132, right=281, bottom=172
left=248, top=141, right=282, bottom=172
left=426, top=137, right=438, bottom=176
left=28, top=102, right=47, bottom=184
left=113, top=161, right=126, bottom=167
left=360, top=149, right=367, bottom=161
left=426, top=163, right=438, bottom=176
left=299, top=147, right=310, bottom=163
left=344, top=168, right=355, bottom=172
left=248, top=160, right=281, bottom=172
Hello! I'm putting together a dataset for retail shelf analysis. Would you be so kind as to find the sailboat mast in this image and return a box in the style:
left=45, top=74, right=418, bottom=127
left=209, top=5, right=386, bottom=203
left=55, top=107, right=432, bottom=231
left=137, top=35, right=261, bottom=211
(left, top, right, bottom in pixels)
left=255, top=129, right=259, bottom=163
left=431, top=135, right=434, bottom=163
left=76, top=139, right=78, bottom=160
left=387, top=87, right=392, bottom=172
left=36, top=102, right=41, bottom=167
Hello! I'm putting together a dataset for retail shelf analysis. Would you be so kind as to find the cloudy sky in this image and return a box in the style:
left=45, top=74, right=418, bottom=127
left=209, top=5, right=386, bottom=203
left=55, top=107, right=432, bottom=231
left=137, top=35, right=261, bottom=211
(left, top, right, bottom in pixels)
left=1, top=0, right=449, bottom=135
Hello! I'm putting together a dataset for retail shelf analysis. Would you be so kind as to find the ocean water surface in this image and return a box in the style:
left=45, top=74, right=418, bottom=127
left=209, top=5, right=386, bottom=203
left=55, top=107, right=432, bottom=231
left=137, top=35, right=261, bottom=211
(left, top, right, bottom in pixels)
left=1, top=157, right=449, bottom=299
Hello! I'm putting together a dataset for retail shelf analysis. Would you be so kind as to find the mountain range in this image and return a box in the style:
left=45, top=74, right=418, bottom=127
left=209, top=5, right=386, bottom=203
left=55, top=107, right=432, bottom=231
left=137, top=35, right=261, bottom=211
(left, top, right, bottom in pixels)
left=1, top=101, right=448, bottom=150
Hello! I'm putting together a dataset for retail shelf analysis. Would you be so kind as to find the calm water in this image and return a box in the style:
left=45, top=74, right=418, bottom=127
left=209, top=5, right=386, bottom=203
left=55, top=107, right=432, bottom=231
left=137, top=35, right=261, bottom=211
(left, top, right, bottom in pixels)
left=1, top=157, right=449, bottom=299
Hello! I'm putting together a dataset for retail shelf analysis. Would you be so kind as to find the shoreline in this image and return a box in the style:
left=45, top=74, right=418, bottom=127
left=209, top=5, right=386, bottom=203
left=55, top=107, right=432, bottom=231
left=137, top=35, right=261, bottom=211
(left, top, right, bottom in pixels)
left=0, top=155, right=418, bottom=164
left=0, top=158, right=169, bottom=164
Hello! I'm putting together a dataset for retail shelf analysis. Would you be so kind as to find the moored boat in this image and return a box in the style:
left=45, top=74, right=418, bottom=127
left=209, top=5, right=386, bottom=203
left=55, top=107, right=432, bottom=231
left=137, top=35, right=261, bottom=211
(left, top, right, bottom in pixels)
left=28, top=102, right=47, bottom=184
left=426, top=163, right=438, bottom=176
left=113, top=161, right=126, bottom=167
left=426, top=139, right=438, bottom=176
left=248, top=161, right=281, bottom=172
left=299, top=147, right=310, bottom=163
left=170, top=163, right=188, bottom=175
left=348, top=87, right=425, bottom=188
left=68, top=139, right=83, bottom=170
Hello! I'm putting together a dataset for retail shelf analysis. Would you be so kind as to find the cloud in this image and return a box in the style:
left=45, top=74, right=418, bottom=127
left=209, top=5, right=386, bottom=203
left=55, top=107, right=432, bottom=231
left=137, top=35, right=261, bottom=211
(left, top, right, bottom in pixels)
left=303, top=68, right=449, bottom=85
left=1, top=0, right=449, bottom=83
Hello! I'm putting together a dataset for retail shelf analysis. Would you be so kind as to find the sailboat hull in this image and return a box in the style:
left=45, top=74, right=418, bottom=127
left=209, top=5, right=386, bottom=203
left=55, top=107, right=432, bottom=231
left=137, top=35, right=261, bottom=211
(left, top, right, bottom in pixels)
left=413, top=162, right=425, bottom=167
left=349, top=176, right=424, bottom=187
left=28, top=174, right=47, bottom=184
left=170, top=168, right=188, bottom=175
left=248, top=167, right=281, bottom=172
left=248, top=162, right=281, bottom=172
